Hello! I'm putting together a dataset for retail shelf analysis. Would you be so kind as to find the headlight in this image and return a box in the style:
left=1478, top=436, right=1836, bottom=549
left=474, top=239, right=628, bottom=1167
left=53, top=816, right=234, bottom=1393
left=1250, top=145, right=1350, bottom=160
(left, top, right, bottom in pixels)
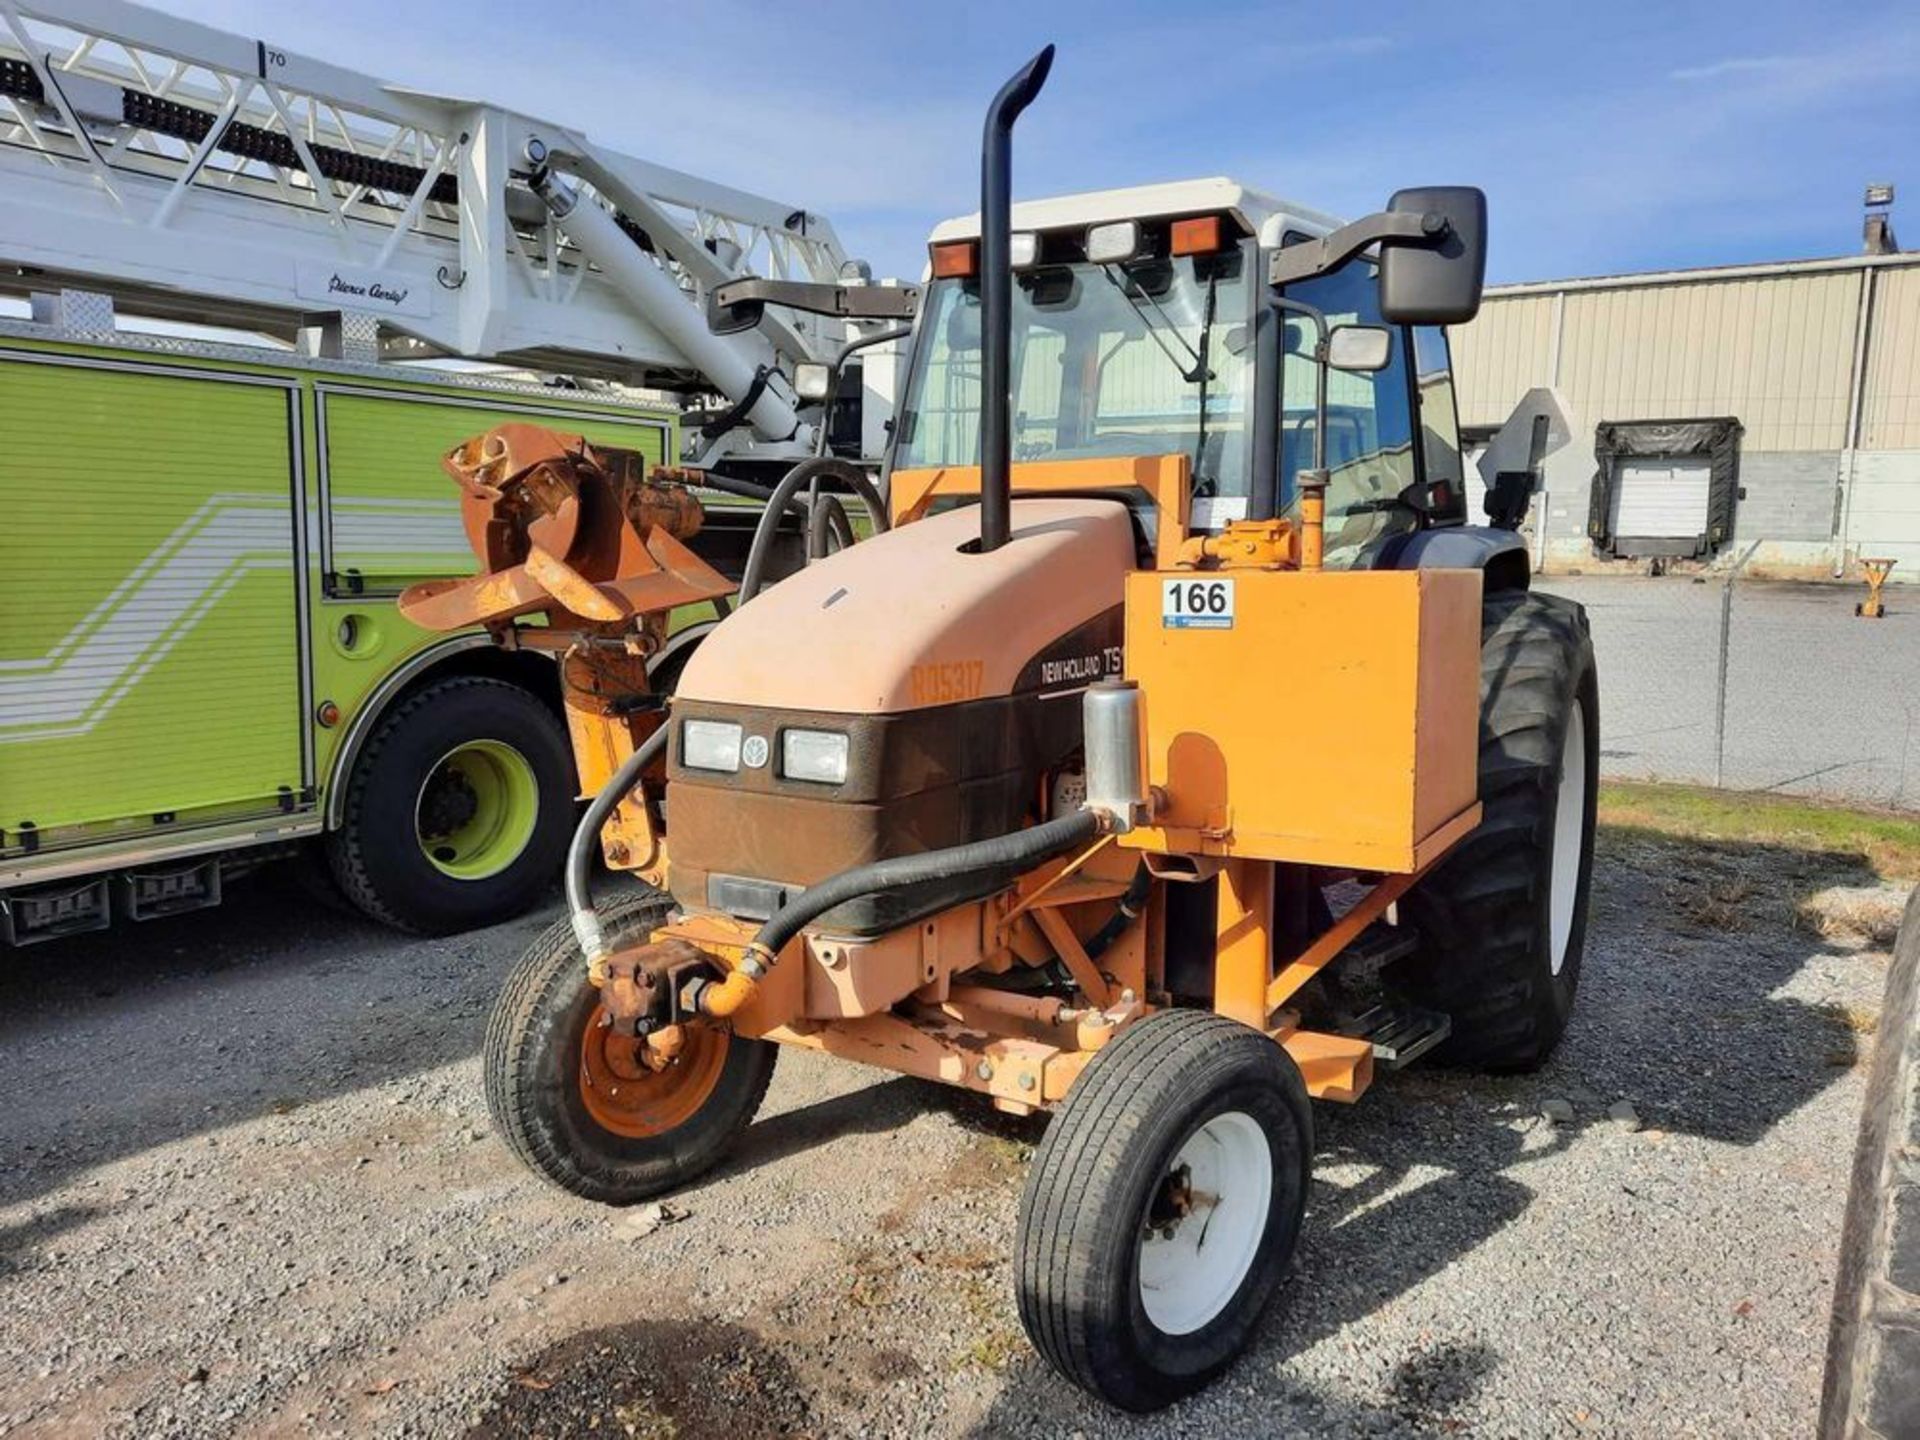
left=682, top=719, right=743, bottom=773
left=782, top=728, right=849, bottom=785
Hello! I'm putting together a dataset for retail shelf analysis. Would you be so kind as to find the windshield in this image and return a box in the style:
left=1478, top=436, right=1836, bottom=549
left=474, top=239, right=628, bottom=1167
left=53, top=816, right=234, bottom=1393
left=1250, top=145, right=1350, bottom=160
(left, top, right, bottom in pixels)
left=894, top=243, right=1254, bottom=513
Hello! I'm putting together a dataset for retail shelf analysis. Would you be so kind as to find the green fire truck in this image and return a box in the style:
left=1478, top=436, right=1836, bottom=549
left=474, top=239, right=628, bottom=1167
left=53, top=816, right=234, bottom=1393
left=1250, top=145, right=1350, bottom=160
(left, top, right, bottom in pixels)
left=0, top=325, right=688, bottom=941
left=0, top=2, right=886, bottom=942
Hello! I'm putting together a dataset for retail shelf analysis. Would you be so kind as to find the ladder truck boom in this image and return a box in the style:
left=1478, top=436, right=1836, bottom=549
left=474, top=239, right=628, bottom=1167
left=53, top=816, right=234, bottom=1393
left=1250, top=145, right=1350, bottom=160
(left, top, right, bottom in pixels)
left=527, top=162, right=804, bottom=452
left=0, top=0, right=876, bottom=462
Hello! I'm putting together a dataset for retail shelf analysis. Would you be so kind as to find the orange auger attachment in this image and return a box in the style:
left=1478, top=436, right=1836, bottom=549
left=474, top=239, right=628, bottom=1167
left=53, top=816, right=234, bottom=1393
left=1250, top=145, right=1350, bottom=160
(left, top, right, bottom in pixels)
left=398, top=422, right=735, bottom=633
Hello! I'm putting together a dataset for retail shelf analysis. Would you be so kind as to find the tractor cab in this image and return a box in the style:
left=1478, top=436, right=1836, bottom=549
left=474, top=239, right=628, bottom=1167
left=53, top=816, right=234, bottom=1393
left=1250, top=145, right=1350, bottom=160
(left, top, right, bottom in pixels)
left=892, top=178, right=1474, bottom=570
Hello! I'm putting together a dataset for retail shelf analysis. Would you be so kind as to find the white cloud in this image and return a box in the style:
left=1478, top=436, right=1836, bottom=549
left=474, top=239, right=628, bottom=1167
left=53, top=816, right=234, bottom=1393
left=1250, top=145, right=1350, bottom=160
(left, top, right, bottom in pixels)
left=1669, top=56, right=1794, bottom=82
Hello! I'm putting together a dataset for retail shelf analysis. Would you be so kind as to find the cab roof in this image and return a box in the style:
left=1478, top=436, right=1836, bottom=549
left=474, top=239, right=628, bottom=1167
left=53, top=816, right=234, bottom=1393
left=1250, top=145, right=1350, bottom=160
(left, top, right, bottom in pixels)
left=926, top=177, right=1343, bottom=251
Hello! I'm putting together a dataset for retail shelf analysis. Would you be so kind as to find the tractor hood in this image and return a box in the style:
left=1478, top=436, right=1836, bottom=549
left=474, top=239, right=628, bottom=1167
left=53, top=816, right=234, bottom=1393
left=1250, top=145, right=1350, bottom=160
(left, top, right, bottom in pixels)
left=675, top=497, right=1136, bottom=716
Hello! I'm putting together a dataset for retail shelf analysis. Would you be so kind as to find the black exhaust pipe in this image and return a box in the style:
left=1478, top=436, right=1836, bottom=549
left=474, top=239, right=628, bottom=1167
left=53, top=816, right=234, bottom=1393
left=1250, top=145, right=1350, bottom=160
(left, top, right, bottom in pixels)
left=978, top=44, right=1054, bottom=555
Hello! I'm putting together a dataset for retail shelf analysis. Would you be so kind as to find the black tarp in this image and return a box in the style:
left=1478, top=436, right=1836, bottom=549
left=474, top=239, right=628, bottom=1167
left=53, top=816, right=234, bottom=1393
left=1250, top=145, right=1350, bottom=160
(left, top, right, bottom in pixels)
left=1587, top=416, right=1743, bottom=558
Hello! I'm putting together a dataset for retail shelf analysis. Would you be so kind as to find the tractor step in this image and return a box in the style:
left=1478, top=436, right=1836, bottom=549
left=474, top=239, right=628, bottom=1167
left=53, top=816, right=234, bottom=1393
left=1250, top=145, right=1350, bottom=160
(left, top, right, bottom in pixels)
left=1340, top=1003, right=1452, bottom=1069
left=1339, top=921, right=1420, bottom=974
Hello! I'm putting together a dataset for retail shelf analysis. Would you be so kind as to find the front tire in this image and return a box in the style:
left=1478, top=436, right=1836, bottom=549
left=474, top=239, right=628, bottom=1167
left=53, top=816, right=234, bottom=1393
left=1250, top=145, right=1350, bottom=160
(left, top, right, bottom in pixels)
left=1397, top=589, right=1599, bottom=1071
left=326, top=676, right=573, bottom=934
left=484, top=888, right=777, bottom=1205
left=1015, top=1010, right=1313, bottom=1412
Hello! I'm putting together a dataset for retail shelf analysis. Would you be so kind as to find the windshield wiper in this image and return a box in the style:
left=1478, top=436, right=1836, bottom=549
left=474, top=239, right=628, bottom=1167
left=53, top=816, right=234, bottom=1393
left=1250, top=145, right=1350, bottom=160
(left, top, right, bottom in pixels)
left=1097, top=265, right=1210, bottom=383
left=1191, top=273, right=1219, bottom=496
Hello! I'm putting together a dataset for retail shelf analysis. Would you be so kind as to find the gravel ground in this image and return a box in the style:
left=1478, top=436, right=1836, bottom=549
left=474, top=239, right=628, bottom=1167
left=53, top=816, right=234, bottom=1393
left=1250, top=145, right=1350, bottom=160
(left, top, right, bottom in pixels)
left=1535, top=576, right=1920, bottom=809
left=0, top=829, right=1898, bottom=1439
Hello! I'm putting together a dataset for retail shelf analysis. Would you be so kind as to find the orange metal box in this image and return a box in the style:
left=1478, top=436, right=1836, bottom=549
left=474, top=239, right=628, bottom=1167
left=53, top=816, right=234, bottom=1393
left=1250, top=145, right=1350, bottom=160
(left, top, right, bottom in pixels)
left=1121, top=567, right=1483, bottom=873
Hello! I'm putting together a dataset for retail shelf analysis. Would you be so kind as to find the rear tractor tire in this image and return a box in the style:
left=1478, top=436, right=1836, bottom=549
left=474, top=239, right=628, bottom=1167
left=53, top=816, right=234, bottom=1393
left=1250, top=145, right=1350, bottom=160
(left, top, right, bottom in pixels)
left=484, top=887, right=776, bottom=1205
left=1014, top=1009, right=1314, bottom=1411
left=1396, top=589, right=1599, bottom=1071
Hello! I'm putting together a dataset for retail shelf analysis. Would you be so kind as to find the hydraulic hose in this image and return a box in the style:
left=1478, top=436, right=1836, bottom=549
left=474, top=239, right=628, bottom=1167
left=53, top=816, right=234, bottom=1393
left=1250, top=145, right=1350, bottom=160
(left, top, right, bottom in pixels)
left=807, top=492, right=855, bottom=559
left=698, top=808, right=1104, bottom=1017
left=693, top=470, right=777, bottom=505
left=738, top=457, right=888, bottom=603
left=1084, top=861, right=1151, bottom=962
left=567, top=722, right=670, bottom=961
left=691, top=467, right=853, bottom=560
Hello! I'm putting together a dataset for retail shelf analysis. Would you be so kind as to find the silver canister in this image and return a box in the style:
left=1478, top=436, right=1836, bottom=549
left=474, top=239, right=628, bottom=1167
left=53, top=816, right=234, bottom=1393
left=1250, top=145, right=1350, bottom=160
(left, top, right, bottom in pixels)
left=1083, top=680, right=1148, bottom=832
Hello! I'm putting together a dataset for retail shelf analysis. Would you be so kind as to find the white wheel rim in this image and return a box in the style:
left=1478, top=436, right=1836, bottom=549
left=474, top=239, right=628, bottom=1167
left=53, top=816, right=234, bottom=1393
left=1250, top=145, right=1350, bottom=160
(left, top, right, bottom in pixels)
left=1548, top=702, right=1588, bottom=976
left=1136, top=1110, right=1273, bottom=1336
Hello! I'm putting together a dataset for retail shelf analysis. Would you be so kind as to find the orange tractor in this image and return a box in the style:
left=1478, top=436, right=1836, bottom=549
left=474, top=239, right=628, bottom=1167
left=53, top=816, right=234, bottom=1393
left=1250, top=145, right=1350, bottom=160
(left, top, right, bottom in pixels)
left=403, top=47, right=1599, bottom=1410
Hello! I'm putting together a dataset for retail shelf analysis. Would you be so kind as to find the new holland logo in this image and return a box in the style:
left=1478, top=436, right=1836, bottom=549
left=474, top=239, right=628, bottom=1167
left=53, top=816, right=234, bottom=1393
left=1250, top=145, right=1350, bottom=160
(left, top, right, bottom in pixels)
left=0, top=495, right=467, bottom=744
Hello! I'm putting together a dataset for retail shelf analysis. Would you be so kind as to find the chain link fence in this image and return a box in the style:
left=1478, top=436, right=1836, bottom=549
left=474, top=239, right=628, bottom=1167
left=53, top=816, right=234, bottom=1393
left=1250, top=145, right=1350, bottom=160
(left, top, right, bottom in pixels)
left=1535, top=569, right=1920, bottom=813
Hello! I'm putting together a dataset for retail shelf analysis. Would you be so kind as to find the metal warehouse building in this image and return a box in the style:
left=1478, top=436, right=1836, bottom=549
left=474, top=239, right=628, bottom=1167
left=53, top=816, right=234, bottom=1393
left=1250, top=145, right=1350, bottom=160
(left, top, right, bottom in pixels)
left=1452, top=236, right=1920, bottom=583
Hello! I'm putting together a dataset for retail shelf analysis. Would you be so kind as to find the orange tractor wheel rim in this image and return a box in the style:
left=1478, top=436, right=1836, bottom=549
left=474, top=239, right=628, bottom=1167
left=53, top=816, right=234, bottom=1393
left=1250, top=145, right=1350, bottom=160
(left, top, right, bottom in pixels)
left=578, top=1012, right=728, bottom=1138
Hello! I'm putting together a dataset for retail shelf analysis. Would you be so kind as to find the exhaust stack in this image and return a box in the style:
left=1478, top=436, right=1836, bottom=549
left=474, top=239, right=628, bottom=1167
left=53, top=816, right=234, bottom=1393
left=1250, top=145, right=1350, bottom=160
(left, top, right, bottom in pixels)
left=978, top=44, right=1054, bottom=554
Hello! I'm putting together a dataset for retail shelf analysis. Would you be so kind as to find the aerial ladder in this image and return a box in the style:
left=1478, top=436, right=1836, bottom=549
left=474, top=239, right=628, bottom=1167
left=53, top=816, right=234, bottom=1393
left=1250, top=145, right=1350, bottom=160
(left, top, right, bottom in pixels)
left=0, top=0, right=904, bottom=468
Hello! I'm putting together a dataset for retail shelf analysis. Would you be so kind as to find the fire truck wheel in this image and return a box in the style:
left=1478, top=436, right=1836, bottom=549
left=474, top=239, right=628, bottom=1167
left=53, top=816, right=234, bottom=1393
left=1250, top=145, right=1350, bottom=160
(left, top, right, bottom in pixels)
left=327, top=676, right=574, bottom=934
left=484, top=887, right=777, bottom=1205
left=1014, top=1009, right=1313, bottom=1412
left=1396, top=589, right=1599, bottom=1071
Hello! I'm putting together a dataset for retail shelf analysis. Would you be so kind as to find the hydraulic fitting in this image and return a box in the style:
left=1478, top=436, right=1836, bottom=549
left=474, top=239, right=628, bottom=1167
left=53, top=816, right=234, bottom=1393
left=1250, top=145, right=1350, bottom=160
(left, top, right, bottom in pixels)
left=691, top=945, right=772, bottom=1018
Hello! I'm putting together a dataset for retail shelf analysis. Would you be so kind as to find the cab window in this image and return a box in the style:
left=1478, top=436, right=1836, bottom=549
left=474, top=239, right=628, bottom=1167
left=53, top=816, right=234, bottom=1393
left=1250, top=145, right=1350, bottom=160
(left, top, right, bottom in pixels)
left=894, top=247, right=1255, bottom=503
left=1276, top=255, right=1416, bottom=567
left=1414, top=325, right=1464, bottom=517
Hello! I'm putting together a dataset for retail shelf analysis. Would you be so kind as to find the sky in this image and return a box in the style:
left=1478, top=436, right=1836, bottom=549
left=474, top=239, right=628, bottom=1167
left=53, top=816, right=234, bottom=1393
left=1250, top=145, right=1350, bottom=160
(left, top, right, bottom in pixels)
left=164, top=0, right=1920, bottom=285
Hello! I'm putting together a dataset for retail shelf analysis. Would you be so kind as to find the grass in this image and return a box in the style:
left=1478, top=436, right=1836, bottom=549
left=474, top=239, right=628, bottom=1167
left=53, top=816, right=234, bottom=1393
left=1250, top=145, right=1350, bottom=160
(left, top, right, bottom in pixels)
left=952, top=1269, right=1025, bottom=1374
left=1598, top=780, right=1920, bottom=882
left=1817, top=999, right=1881, bottom=1068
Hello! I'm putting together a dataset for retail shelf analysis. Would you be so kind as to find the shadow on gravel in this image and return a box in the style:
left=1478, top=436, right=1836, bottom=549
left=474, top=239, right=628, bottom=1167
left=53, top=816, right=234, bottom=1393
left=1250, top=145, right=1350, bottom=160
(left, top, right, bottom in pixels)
left=725, top=1075, right=930, bottom=1177
left=972, top=1338, right=1507, bottom=1438
left=1570, top=826, right=1885, bottom=1147
left=0, top=860, right=389, bottom=1027
left=0, top=860, right=554, bottom=1210
left=0, top=1203, right=104, bottom=1278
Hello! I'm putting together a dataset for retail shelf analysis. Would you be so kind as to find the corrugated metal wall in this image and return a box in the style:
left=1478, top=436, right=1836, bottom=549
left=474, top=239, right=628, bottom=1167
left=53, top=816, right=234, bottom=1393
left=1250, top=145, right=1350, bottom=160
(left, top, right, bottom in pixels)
left=1559, top=272, right=1859, bottom=451
left=1451, top=293, right=1556, bottom=429
left=1863, top=266, right=1920, bottom=448
left=1457, top=266, right=1868, bottom=451
left=1452, top=252, right=1920, bottom=579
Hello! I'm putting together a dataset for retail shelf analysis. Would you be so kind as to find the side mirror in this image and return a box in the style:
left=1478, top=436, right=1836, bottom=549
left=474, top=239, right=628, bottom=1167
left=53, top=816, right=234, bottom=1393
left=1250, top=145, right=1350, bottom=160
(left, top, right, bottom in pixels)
left=1379, top=186, right=1487, bottom=326
left=1327, top=324, right=1392, bottom=372
left=707, top=277, right=922, bottom=336
left=707, top=290, right=764, bottom=336
left=1484, top=470, right=1536, bottom=531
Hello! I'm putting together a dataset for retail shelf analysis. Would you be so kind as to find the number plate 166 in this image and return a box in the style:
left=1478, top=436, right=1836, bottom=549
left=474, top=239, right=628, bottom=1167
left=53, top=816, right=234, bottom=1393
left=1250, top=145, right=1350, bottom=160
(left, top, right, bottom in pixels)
left=1160, top=577, right=1235, bottom=630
